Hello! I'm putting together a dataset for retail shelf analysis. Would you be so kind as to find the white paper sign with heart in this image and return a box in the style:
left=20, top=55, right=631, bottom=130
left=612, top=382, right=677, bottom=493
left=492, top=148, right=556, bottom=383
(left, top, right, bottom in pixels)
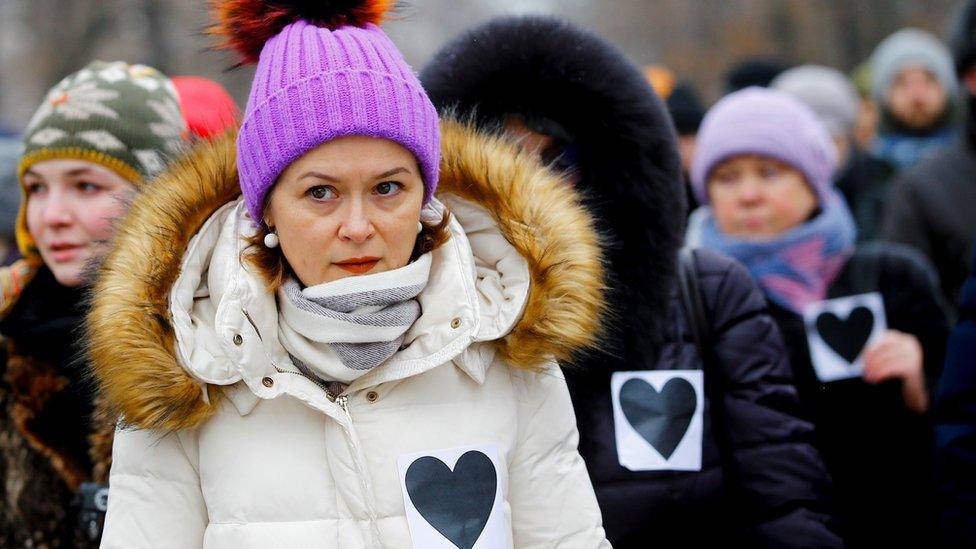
left=397, top=443, right=512, bottom=549
left=803, top=292, right=887, bottom=383
left=610, top=370, right=704, bottom=472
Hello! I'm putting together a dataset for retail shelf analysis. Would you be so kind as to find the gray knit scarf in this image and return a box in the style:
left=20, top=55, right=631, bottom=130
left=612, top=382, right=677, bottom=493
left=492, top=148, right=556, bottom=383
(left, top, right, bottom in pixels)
left=277, top=253, right=431, bottom=383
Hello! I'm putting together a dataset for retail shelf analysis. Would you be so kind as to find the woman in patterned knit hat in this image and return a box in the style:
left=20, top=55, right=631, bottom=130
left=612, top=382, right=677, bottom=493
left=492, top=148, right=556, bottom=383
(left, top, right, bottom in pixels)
left=0, top=60, right=185, bottom=547
left=89, top=2, right=610, bottom=547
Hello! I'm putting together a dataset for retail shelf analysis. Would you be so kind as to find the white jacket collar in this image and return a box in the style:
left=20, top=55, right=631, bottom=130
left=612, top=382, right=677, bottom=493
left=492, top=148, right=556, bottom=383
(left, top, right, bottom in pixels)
left=168, top=196, right=530, bottom=400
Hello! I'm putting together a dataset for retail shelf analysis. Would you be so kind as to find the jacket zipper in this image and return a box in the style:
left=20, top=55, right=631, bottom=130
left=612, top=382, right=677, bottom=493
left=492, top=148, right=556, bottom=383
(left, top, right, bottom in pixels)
left=244, top=310, right=380, bottom=545
left=241, top=308, right=337, bottom=399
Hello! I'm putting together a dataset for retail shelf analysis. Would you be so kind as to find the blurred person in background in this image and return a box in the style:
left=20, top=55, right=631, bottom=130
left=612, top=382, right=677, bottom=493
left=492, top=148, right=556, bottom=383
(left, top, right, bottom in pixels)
left=870, top=28, right=959, bottom=170
left=0, top=133, right=22, bottom=264
left=689, top=87, right=950, bottom=548
left=171, top=75, right=239, bottom=140
left=882, top=3, right=976, bottom=309
left=423, top=17, right=839, bottom=548
left=724, top=57, right=787, bottom=94
left=644, top=66, right=708, bottom=212
left=0, top=60, right=185, bottom=547
left=851, top=61, right=882, bottom=150
left=773, top=65, right=895, bottom=241
left=667, top=83, right=707, bottom=212
left=643, top=65, right=677, bottom=100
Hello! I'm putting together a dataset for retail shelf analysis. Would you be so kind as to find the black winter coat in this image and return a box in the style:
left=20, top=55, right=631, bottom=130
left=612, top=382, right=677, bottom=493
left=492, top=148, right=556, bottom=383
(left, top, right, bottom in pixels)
left=882, top=138, right=976, bottom=307
left=768, top=242, right=949, bottom=548
left=420, top=18, right=839, bottom=547
left=935, top=246, right=976, bottom=547
left=566, top=249, right=839, bottom=548
left=834, top=147, right=895, bottom=242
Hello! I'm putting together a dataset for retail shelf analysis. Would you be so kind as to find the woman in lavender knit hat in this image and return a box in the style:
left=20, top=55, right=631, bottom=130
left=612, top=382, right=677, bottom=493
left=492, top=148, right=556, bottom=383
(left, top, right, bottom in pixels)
left=688, top=87, right=949, bottom=547
left=89, top=2, right=611, bottom=547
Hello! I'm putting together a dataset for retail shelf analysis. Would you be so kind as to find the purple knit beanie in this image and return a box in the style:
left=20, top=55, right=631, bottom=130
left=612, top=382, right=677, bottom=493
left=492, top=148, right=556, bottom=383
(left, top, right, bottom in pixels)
left=227, top=9, right=440, bottom=223
left=690, top=86, right=837, bottom=206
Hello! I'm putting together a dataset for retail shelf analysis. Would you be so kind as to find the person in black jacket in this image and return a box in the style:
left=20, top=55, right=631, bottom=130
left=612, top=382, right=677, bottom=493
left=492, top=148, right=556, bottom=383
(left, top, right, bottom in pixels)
left=689, top=86, right=950, bottom=548
left=422, top=16, right=839, bottom=548
left=935, top=245, right=976, bottom=547
left=881, top=0, right=976, bottom=308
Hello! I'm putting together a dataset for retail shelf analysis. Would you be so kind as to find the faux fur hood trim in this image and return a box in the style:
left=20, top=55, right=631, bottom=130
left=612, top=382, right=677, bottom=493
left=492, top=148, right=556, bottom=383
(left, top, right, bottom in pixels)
left=86, top=121, right=604, bottom=431
left=421, top=16, right=685, bottom=367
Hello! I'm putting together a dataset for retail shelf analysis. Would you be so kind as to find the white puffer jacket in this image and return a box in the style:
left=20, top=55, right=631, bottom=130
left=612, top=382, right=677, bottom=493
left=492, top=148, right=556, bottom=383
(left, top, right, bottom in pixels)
left=88, top=121, right=610, bottom=548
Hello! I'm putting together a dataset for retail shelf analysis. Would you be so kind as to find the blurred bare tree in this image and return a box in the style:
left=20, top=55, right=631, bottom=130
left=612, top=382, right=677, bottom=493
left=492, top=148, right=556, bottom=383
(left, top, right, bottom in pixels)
left=0, top=0, right=965, bottom=130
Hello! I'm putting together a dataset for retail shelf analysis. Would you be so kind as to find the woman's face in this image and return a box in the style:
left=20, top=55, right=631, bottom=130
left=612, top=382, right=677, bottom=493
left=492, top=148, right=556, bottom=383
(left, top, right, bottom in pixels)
left=23, top=159, right=136, bottom=287
left=707, top=155, right=818, bottom=238
left=265, top=136, right=424, bottom=286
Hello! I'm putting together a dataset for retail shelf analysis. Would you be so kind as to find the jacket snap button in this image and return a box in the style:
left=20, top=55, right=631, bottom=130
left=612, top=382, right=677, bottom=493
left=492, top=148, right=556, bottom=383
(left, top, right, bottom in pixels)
left=261, top=377, right=274, bottom=388
left=233, top=333, right=243, bottom=346
left=366, top=391, right=379, bottom=403
left=451, top=317, right=462, bottom=329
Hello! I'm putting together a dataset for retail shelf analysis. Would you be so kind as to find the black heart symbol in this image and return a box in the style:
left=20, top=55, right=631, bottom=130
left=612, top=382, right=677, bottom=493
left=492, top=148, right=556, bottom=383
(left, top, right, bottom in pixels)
left=405, top=450, right=497, bottom=549
left=619, top=377, right=697, bottom=459
left=815, top=306, right=875, bottom=363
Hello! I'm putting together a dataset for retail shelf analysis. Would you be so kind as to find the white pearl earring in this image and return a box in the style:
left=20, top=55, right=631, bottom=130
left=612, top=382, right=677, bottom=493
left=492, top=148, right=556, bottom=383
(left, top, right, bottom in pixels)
left=263, top=229, right=279, bottom=249
left=417, top=221, right=424, bottom=234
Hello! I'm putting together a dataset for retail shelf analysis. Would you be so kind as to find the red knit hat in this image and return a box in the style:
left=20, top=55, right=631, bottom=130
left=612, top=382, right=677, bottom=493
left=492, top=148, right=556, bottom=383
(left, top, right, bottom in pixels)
left=171, top=76, right=239, bottom=139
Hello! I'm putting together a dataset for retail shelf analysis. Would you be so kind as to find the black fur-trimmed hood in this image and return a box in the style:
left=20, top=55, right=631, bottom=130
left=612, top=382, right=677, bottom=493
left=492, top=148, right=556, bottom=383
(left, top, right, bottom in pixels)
left=421, top=15, right=685, bottom=367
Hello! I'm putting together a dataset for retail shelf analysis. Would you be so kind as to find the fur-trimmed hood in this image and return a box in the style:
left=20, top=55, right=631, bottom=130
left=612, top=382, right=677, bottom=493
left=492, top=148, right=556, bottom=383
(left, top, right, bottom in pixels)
left=421, top=16, right=685, bottom=368
left=87, top=120, right=604, bottom=431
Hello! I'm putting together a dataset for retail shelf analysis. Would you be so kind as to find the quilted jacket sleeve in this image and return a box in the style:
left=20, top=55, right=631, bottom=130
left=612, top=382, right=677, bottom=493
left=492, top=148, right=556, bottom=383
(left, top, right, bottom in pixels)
left=698, top=249, right=841, bottom=547
left=508, top=364, right=611, bottom=548
left=100, top=426, right=207, bottom=548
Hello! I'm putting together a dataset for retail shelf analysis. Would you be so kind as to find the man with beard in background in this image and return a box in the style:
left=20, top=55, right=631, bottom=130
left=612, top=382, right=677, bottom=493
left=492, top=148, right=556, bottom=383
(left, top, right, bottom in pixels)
left=882, top=9, right=976, bottom=308
left=870, top=28, right=959, bottom=171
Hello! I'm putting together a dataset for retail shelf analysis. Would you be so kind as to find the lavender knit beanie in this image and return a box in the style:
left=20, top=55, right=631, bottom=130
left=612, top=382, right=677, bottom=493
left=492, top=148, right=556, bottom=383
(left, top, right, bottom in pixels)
left=690, top=87, right=837, bottom=206
left=214, top=2, right=440, bottom=223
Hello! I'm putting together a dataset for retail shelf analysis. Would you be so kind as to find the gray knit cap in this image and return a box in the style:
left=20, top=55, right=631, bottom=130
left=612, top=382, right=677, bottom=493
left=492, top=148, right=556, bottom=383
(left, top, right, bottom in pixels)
left=772, top=65, right=860, bottom=137
left=870, top=28, right=958, bottom=105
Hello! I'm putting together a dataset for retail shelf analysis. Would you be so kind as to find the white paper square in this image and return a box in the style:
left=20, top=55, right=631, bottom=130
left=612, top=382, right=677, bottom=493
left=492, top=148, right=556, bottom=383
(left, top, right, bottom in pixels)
left=397, top=443, right=512, bottom=549
left=802, top=292, right=887, bottom=383
left=610, top=370, right=704, bottom=471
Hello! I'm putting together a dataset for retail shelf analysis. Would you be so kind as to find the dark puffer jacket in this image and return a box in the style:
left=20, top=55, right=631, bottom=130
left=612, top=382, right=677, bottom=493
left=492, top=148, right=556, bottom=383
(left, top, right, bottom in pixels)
left=936, top=246, right=976, bottom=547
left=566, top=249, right=839, bottom=547
left=769, top=242, right=949, bottom=548
left=422, top=17, right=838, bottom=547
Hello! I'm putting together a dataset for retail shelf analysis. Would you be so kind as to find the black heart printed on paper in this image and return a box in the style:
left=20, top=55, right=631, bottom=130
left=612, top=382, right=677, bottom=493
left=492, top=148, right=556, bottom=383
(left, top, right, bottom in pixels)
left=405, top=450, right=497, bottom=549
left=620, top=377, right=697, bottom=459
left=815, top=306, right=875, bottom=363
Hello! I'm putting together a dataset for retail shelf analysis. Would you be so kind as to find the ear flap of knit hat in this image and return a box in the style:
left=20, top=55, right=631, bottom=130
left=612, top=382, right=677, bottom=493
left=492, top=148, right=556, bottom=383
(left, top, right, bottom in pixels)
left=210, top=0, right=397, bottom=64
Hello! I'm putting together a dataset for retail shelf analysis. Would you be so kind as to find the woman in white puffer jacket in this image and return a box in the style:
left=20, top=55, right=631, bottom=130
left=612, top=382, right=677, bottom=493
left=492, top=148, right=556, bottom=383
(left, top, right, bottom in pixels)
left=86, top=2, right=610, bottom=547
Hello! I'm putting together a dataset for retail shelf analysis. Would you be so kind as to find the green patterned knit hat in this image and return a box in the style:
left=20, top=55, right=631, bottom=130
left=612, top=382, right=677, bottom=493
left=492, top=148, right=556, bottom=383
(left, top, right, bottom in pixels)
left=17, top=60, right=186, bottom=257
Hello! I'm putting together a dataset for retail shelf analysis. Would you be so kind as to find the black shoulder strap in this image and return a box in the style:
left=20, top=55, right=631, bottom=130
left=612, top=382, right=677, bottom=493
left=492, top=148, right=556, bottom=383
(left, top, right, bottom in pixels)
left=677, top=247, right=711, bottom=366
left=677, top=248, right=733, bottom=468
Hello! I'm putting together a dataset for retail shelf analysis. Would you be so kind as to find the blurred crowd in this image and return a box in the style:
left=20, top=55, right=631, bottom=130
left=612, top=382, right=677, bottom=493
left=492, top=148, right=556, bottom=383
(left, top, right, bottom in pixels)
left=1, top=1, right=976, bottom=548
